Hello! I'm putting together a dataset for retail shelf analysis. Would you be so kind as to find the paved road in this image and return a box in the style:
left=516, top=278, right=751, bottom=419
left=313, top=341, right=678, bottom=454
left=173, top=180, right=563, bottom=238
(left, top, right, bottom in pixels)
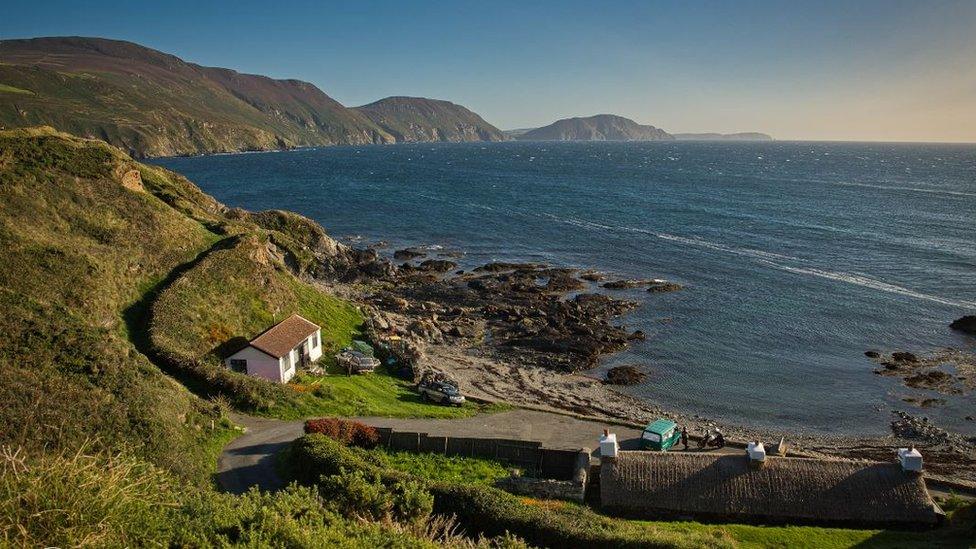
left=215, top=409, right=728, bottom=494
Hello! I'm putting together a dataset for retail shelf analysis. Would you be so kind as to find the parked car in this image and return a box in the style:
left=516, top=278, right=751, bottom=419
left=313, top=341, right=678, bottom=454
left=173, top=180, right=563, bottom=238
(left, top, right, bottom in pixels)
left=640, top=419, right=681, bottom=451
left=336, top=349, right=379, bottom=375
left=417, top=380, right=465, bottom=406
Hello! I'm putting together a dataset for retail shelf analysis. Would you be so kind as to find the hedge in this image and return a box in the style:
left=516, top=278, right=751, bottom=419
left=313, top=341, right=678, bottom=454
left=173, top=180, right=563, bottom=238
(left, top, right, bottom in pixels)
left=304, top=418, right=380, bottom=448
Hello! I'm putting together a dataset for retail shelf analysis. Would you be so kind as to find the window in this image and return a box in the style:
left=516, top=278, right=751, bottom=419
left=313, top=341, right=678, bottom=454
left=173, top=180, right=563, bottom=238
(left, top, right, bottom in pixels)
left=229, top=359, right=247, bottom=373
left=312, top=333, right=319, bottom=349
left=642, top=431, right=662, bottom=443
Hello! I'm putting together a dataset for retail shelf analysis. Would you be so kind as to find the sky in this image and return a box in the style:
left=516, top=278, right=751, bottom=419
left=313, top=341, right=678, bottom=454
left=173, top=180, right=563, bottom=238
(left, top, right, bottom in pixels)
left=3, top=0, right=975, bottom=142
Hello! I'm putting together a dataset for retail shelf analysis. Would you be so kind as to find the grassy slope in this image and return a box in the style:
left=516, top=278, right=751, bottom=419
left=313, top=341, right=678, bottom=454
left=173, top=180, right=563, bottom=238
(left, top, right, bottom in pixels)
left=0, top=127, right=227, bottom=481
left=0, top=128, right=485, bottom=546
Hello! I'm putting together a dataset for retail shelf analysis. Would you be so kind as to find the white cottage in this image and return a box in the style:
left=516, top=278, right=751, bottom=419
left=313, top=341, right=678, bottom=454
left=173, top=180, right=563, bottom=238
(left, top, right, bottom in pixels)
left=224, top=314, right=323, bottom=383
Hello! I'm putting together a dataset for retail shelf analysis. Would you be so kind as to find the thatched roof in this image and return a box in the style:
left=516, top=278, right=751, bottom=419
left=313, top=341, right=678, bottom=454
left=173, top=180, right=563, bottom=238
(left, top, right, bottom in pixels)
left=600, top=452, right=943, bottom=527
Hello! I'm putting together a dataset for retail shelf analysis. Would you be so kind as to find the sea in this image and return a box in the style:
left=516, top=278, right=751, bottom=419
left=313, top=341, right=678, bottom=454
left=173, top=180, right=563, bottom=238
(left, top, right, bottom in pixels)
left=153, top=141, right=976, bottom=437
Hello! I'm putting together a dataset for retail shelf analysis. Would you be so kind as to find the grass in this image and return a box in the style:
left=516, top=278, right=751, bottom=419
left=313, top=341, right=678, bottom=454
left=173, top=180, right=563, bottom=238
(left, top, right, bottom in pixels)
left=366, top=447, right=512, bottom=486
left=277, top=365, right=509, bottom=420
left=289, top=278, right=363, bottom=364
left=0, top=83, right=34, bottom=95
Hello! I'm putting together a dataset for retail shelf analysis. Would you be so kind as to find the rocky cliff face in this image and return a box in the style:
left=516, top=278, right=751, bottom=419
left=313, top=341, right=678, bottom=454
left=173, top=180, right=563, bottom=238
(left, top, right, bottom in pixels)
left=354, top=96, right=507, bottom=143
left=517, top=114, right=673, bottom=142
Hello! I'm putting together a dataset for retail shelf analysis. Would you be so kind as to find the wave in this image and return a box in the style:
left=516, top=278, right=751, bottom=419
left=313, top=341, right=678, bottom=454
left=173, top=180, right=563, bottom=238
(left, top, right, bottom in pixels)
left=825, top=181, right=976, bottom=198
left=538, top=211, right=974, bottom=308
left=758, top=261, right=976, bottom=308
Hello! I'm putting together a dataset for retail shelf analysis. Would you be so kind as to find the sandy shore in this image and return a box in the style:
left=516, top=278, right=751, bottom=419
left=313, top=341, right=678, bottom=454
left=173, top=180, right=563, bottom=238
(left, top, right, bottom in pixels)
left=412, top=332, right=976, bottom=484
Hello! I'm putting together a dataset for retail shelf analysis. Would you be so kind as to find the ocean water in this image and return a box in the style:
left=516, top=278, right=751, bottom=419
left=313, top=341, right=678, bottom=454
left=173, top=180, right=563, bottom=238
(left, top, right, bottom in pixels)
left=153, top=141, right=976, bottom=436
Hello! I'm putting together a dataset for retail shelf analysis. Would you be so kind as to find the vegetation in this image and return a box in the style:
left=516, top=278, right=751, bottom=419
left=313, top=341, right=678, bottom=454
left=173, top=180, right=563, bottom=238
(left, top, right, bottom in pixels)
left=0, top=37, right=394, bottom=157
left=370, top=449, right=512, bottom=487
left=280, top=366, right=505, bottom=420
left=354, top=96, right=507, bottom=143
left=288, top=434, right=976, bottom=549
left=304, top=418, right=381, bottom=448
left=0, top=447, right=447, bottom=548
left=0, top=128, right=227, bottom=481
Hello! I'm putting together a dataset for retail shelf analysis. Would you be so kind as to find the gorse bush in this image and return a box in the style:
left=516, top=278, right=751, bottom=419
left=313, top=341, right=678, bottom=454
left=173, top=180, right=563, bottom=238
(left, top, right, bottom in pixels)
left=319, top=468, right=434, bottom=524
left=304, top=417, right=380, bottom=448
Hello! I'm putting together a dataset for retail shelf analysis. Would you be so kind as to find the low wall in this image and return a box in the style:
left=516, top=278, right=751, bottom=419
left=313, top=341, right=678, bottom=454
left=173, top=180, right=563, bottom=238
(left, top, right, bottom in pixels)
left=495, top=476, right=586, bottom=503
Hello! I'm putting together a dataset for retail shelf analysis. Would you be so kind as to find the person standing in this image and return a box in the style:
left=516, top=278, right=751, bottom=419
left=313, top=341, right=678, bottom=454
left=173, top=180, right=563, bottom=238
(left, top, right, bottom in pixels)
left=681, top=426, right=689, bottom=450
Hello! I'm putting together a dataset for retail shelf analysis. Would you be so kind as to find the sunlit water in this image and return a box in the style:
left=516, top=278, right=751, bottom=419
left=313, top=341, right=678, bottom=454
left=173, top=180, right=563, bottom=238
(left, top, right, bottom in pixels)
left=153, top=141, right=976, bottom=436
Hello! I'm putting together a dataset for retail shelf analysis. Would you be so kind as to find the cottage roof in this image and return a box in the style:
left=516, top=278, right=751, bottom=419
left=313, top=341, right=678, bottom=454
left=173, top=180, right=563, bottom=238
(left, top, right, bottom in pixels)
left=249, top=314, right=319, bottom=358
left=600, top=451, right=942, bottom=526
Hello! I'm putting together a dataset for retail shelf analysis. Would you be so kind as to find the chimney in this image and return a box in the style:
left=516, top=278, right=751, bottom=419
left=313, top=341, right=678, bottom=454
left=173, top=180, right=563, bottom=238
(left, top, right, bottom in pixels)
left=747, top=441, right=766, bottom=468
left=898, top=447, right=923, bottom=473
left=599, top=430, right=619, bottom=461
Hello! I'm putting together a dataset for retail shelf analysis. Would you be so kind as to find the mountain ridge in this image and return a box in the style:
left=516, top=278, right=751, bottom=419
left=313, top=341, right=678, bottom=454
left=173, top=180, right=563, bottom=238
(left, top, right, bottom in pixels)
left=0, top=36, right=503, bottom=157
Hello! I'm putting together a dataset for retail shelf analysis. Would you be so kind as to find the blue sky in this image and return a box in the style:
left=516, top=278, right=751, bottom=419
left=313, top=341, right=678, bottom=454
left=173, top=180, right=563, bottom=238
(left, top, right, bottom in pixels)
left=3, top=0, right=975, bottom=141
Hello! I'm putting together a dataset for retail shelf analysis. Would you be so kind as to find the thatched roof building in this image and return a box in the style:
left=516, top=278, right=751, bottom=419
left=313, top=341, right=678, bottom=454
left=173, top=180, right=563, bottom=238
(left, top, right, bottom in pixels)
left=600, top=452, right=943, bottom=527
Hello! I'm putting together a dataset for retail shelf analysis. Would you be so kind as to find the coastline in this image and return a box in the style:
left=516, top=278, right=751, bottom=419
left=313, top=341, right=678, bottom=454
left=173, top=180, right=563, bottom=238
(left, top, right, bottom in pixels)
left=319, top=246, right=976, bottom=484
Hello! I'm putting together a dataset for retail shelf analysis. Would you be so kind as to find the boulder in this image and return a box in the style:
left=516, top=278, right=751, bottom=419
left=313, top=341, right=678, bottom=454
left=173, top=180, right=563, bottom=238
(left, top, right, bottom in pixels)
left=892, top=351, right=918, bottom=363
left=393, top=247, right=427, bottom=260
left=647, top=282, right=683, bottom=293
left=949, top=315, right=976, bottom=335
left=604, top=365, right=646, bottom=385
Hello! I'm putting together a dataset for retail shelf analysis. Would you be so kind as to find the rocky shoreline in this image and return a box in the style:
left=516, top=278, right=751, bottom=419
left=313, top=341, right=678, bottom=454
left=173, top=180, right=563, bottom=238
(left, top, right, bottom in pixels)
left=316, top=240, right=976, bottom=483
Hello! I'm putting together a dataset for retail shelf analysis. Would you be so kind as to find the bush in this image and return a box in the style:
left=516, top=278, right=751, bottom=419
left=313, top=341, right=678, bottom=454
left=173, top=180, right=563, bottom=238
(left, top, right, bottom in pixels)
left=319, top=469, right=433, bottom=525
left=0, top=444, right=442, bottom=548
left=304, top=417, right=380, bottom=448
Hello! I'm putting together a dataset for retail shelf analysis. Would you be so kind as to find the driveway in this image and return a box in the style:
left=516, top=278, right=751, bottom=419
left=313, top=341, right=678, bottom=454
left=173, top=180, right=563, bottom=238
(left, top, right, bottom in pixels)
left=216, top=409, right=723, bottom=494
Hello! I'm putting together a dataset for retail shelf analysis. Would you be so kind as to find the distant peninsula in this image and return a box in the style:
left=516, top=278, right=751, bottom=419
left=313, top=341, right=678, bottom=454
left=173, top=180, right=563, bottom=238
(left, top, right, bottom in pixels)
left=0, top=37, right=506, bottom=157
left=514, top=114, right=673, bottom=141
left=673, top=132, right=773, bottom=141
left=354, top=96, right=506, bottom=143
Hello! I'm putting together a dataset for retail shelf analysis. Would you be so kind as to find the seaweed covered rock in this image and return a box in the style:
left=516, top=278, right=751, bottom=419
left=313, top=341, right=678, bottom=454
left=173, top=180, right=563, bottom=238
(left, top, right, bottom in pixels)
left=604, top=365, right=646, bottom=385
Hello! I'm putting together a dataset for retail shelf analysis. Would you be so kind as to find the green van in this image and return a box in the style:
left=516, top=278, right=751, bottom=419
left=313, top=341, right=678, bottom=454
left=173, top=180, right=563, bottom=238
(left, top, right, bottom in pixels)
left=640, top=419, right=681, bottom=451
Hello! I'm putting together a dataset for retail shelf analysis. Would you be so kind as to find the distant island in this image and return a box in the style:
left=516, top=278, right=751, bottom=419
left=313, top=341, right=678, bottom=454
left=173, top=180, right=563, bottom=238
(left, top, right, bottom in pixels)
left=673, top=132, right=773, bottom=141
left=0, top=37, right=506, bottom=157
left=513, top=114, right=673, bottom=141
left=507, top=115, right=772, bottom=142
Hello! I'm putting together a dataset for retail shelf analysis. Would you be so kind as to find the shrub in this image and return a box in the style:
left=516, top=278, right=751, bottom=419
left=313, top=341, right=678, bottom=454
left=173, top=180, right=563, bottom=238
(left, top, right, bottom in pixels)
left=319, top=469, right=433, bottom=525
left=304, top=417, right=380, bottom=448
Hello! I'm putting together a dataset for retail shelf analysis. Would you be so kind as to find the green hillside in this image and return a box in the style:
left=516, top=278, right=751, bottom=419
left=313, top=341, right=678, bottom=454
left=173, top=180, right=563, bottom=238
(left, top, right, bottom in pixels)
left=355, top=96, right=508, bottom=142
left=0, top=127, right=493, bottom=546
left=0, top=37, right=508, bottom=157
left=0, top=37, right=394, bottom=157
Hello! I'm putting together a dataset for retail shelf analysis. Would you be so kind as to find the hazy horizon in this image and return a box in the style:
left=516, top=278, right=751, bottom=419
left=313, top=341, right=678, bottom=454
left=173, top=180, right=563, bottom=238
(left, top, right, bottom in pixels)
left=3, top=0, right=975, bottom=143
